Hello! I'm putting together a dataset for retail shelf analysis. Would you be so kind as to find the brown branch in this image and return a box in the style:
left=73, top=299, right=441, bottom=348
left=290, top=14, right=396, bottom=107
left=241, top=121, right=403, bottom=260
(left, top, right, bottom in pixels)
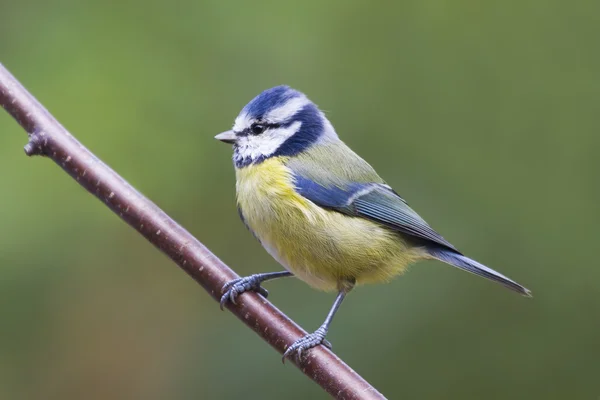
left=0, top=63, right=386, bottom=399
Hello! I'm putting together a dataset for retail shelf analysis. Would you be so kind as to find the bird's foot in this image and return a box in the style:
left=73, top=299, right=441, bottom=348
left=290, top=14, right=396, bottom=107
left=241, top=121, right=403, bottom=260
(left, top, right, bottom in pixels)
left=282, top=326, right=332, bottom=363
left=220, top=275, right=269, bottom=310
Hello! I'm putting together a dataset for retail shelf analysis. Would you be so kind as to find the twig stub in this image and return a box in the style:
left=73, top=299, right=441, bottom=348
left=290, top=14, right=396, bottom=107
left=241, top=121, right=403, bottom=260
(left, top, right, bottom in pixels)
left=24, top=129, right=46, bottom=156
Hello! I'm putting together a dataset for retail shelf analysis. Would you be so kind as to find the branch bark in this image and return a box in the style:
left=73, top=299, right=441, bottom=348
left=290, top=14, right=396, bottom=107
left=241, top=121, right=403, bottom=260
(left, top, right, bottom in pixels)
left=0, top=63, right=385, bottom=399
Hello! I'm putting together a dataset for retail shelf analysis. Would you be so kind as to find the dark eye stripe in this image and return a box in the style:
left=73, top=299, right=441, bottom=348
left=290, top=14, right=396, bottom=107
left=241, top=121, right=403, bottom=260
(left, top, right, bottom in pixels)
left=244, top=122, right=280, bottom=136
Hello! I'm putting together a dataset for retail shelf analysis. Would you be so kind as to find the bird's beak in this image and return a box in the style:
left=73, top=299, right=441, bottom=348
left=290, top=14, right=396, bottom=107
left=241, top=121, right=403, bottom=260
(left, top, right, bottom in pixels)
left=214, top=130, right=237, bottom=144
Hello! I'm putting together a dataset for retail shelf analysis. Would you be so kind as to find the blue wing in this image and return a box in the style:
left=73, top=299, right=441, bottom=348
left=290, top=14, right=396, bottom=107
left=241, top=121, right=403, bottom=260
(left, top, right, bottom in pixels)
left=293, top=174, right=459, bottom=252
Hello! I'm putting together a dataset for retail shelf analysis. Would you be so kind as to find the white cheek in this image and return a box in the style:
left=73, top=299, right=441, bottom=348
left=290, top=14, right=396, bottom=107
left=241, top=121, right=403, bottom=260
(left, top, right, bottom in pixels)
left=235, top=121, right=302, bottom=162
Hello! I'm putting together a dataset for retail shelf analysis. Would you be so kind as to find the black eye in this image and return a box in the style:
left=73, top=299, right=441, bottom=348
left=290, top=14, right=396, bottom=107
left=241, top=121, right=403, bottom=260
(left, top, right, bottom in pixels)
left=251, top=124, right=266, bottom=135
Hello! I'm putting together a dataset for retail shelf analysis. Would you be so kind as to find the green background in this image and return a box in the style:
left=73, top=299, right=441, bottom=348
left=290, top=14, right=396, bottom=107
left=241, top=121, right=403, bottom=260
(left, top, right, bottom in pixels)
left=1, top=1, right=598, bottom=399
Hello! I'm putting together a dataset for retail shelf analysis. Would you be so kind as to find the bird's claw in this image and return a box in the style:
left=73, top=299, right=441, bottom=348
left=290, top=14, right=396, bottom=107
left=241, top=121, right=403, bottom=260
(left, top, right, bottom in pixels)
left=220, top=275, right=269, bottom=310
left=282, top=327, right=331, bottom=363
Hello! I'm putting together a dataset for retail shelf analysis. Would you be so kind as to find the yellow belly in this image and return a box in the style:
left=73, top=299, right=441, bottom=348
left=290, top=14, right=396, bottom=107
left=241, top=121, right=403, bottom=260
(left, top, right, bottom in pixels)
left=236, top=157, right=421, bottom=292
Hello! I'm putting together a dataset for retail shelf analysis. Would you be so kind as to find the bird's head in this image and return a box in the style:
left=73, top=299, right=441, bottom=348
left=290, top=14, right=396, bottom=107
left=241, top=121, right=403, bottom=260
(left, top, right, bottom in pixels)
left=215, top=85, right=338, bottom=167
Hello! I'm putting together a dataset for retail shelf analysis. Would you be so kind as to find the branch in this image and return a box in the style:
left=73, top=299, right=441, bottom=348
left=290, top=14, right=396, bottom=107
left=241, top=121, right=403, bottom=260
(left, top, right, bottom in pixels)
left=0, top=63, right=385, bottom=399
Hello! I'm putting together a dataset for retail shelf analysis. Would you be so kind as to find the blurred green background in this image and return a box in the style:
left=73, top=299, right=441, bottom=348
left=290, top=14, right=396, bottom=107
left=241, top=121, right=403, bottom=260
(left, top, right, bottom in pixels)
left=0, top=0, right=598, bottom=399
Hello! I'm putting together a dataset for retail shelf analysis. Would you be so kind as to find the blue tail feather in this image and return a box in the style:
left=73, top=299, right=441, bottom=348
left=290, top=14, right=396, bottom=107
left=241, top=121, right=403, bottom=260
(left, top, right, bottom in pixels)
left=427, top=247, right=531, bottom=297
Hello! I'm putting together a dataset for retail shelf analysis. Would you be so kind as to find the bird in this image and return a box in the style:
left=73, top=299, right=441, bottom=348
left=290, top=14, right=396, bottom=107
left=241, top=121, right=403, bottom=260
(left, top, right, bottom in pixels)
left=215, top=85, right=531, bottom=362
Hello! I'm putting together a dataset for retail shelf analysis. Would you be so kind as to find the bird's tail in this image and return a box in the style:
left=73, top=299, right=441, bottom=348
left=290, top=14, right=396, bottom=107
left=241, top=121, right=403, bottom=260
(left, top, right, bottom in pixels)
left=426, top=247, right=532, bottom=297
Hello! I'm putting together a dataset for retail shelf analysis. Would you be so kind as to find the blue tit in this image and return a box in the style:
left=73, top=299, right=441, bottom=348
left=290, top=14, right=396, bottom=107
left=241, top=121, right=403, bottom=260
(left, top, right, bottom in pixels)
left=215, top=85, right=531, bottom=361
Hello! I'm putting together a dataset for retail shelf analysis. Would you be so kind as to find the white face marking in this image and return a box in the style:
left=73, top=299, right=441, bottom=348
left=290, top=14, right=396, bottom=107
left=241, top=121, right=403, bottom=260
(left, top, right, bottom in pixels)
left=233, top=113, right=253, bottom=133
left=231, top=95, right=315, bottom=165
left=263, top=96, right=310, bottom=122
left=234, top=121, right=302, bottom=165
left=232, top=95, right=310, bottom=133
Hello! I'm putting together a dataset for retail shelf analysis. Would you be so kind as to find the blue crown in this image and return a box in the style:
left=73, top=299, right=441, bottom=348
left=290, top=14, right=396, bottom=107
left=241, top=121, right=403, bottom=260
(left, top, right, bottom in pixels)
left=242, top=85, right=303, bottom=119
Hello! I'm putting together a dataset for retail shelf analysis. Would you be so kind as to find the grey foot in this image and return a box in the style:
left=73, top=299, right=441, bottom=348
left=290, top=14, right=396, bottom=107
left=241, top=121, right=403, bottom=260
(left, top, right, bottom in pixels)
left=220, top=275, right=269, bottom=310
left=282, top=326, right=332, bottom=362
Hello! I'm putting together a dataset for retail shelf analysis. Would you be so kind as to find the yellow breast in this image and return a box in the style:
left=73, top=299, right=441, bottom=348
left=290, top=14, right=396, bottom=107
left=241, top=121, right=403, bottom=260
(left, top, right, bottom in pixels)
left=236, top=157, right=419, bottom=291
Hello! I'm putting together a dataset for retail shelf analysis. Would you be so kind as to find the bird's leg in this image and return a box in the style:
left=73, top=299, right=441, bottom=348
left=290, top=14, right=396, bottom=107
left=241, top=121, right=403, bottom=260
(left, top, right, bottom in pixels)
left=220, top=271, right=293, bottom=310
left=282, top=285, right=351, bottom=362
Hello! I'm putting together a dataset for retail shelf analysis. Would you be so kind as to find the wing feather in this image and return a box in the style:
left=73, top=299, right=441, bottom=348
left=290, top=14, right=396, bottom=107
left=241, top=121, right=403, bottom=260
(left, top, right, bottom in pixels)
left=291, top=168, right=457, bottom=251
left=352, top=189, right=458, bottom=251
